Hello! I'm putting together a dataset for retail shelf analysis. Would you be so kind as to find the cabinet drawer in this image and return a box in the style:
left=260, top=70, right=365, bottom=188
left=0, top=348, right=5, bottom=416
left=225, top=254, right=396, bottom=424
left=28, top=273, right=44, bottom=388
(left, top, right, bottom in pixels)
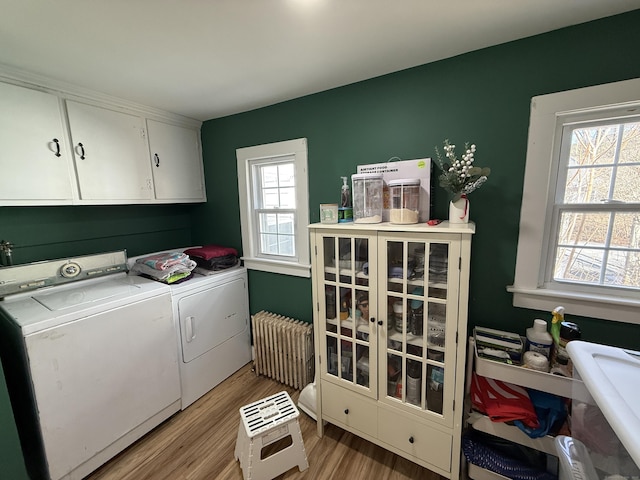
left=321, top=381, right=377, bottom=438
left=378, top=407, right=452, bottom=472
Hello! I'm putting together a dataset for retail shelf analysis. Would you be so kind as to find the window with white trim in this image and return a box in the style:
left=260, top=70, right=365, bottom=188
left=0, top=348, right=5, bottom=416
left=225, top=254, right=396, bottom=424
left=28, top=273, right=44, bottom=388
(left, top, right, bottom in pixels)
left=508, top=78, right=640, bottom=324
left=236, top=138, right=311, bottom=278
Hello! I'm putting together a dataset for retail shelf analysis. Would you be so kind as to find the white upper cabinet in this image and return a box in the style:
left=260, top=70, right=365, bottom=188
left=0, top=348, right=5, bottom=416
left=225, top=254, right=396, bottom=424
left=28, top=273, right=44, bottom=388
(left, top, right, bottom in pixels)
left=67, top=100, right=153, bottom=202
left=147, top=119, right=206, bottom=202
left=0, top=73, right=206, bottom=206
left=0, top=82, right=74, bottom=204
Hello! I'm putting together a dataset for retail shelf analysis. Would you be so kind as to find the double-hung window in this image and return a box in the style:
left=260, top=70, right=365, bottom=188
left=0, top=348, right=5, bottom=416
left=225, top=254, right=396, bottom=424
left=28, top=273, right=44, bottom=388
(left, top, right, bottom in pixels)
left=509, top=78, right=640, bottom=324
left=236, top=138, right=311, bottom=278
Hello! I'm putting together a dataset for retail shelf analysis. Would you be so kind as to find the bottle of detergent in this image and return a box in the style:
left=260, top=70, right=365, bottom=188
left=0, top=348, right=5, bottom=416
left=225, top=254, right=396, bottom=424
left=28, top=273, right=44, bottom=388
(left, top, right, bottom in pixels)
left=338, top=176, right=353, bottom=223
left=526, top=318, right=553, bottom=359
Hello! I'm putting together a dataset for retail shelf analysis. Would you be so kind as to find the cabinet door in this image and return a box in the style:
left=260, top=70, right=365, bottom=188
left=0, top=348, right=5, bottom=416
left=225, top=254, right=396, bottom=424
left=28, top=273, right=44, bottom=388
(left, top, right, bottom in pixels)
left=378, top=232, right=460, bottom=428
left=315, top=230, right=378, bottom=398
left=0, top=82, right=73, bottom=203
left=66, top=100, right=153, bottom=201
left=147, top=119, right=205, bottom=202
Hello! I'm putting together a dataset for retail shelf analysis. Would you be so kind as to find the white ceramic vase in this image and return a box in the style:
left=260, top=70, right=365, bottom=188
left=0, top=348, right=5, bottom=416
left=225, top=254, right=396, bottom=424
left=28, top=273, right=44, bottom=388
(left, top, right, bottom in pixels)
left=449, top=196, right=469, bottom=223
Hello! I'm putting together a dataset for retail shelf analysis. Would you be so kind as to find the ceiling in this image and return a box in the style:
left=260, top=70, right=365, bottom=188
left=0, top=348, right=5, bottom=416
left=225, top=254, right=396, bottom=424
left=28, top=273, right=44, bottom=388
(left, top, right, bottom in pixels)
left=1, top=1, right=639, bottom=122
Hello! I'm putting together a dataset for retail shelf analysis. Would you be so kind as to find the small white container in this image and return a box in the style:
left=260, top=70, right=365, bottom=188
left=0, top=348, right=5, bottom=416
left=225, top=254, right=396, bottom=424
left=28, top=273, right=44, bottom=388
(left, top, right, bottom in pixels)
left=319, top=203, right=338, bottom=224
left=351, top=173, right=383, bottom=223
left=388, top=178, right=420, bottom=224
left=526, top=318, right=553, bottom=359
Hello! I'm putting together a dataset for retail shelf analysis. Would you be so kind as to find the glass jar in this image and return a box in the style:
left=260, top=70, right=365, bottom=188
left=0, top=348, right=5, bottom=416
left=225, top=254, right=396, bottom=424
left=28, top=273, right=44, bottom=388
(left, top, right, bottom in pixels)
left=351, top=173, right=383, bottom=223
left=388, top=178, right=420, bottom=224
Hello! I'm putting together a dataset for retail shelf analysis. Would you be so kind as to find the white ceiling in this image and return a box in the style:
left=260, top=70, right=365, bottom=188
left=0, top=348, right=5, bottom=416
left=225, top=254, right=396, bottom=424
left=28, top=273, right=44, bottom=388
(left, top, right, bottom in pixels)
left=1, top=0, right=639, bottom=121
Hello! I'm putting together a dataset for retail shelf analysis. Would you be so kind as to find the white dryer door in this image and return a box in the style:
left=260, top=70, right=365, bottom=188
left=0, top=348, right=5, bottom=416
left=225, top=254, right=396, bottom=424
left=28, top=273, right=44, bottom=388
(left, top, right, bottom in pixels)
left=178, top=277, right=249, bottom=363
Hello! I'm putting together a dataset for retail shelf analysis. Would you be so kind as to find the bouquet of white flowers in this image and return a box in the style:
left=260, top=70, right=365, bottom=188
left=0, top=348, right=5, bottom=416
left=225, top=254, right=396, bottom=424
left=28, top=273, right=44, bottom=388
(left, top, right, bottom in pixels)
left=435, top=140, right=490, bottom=202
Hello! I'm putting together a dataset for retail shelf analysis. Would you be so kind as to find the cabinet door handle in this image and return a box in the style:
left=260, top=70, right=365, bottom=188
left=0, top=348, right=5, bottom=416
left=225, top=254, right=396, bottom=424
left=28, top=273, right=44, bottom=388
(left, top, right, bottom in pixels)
left=409, top=436, right=414, bottom=444
left=77, top=142, right=85, bottom=160
left=370, top=316, right=375, bottom=323
left=154, top=153, right=160, bottom=167
left=53, top=138, right=61, bottom=157
left=344, top=408, right=349, bottom=415
left=377, top=319, right=383, bottom=326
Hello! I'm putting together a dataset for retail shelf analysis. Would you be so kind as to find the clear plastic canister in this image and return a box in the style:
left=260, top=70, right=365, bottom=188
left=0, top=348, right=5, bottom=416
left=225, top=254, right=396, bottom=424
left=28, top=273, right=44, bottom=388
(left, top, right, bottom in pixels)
left=388, top=178, right=420, bottom=224
left=351, top=173, right=383, bottom=223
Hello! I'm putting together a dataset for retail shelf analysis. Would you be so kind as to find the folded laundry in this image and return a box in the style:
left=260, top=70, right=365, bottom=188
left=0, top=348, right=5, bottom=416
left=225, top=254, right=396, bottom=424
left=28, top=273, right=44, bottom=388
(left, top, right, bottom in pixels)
left=136, top=252, right=191, bottom=271
left=130, top=252, right=196, bottom=282
left=129, top=261, right=196, bottom=281
left=184, top=245, right=239, bottom=271
left=513, top=388, right=567, bottom=439
left=184, top=245, right=238, bottom=261
left=462, top=430, right=556, bottom=480
left=471, top=373, right=539, bottom=429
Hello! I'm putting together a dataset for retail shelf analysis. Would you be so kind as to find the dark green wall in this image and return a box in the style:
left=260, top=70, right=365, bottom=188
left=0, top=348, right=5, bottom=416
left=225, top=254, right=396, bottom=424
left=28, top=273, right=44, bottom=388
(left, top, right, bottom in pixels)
left=0, top=362, right=28, bottom=479
left=195, top=10, right=640, bottom=348
left=0, top=205, right=195, bottom=264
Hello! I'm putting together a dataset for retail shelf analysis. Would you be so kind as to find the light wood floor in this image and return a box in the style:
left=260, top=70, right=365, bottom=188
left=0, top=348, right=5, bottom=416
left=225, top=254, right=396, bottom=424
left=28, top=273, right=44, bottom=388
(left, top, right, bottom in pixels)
left=86, top=363, right=445, bottom=480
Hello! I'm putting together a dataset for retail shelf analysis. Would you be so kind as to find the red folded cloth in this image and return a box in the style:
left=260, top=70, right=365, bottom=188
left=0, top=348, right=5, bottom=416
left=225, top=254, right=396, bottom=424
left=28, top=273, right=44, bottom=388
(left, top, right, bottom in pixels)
left=184, top=245, right=238, bottom=260
left=471, top=372, right=539, bottom=429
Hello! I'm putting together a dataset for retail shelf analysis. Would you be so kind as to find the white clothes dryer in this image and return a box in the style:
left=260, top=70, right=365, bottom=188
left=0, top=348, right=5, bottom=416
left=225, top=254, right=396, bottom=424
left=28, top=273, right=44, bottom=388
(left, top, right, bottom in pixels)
left=129, top=251, right=252, bottom=410
left=170, top=266, right=252, bottom=409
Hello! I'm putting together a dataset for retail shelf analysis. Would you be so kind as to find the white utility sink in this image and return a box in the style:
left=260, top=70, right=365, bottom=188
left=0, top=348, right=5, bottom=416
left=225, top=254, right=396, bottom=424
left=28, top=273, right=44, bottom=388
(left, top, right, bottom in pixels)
left=567, top=340, right=640, bottom=469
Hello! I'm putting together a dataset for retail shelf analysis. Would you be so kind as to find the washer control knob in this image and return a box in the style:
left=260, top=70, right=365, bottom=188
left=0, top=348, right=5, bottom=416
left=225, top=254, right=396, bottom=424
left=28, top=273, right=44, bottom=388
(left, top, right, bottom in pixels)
left=60, top=262, right=81, bottom=278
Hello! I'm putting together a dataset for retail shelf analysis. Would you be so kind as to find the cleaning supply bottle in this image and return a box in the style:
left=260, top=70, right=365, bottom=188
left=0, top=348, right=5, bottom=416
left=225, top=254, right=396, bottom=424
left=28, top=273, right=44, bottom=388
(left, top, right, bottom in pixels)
left=550, top=305, right=564, bottom=348
left=549, top=306, right=581, bottom=376
left=526, top=318, right=553, bottom=359
left=338, top=176, right=353, bottom=223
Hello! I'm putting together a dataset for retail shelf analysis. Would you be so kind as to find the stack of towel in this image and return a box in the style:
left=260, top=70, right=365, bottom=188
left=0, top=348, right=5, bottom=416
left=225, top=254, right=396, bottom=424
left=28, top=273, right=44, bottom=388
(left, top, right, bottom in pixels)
left=183, top=245, right=239, bottom=273
left=129, top=252, right=196, bottom=284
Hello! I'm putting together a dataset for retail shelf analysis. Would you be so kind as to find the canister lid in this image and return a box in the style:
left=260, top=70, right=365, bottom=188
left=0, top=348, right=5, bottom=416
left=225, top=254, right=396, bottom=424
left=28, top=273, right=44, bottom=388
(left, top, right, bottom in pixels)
left=387, top=178, right=420, bottom=187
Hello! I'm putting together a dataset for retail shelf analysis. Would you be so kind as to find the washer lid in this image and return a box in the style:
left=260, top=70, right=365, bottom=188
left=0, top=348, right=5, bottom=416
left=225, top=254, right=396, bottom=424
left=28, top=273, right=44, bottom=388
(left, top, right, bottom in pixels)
left=33, top=278, right=142, bottom=311
left=0, top=274, right=170, bottom=335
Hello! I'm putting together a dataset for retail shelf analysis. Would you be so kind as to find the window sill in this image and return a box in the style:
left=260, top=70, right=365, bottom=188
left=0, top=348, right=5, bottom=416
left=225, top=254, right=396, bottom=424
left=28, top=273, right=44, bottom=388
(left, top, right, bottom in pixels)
left=242, top=257, right=311, bottom=278
left=507, top=285, right=640, bottom=325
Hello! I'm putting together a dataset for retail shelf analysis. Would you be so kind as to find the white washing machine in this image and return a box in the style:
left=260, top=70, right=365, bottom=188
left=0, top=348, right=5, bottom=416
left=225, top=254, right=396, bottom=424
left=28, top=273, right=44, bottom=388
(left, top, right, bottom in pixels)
left=171, top=266, right=252, bottom=409
left=0, top=251, right=181, bottom=480
left=129, top=251, right=252, bottom=410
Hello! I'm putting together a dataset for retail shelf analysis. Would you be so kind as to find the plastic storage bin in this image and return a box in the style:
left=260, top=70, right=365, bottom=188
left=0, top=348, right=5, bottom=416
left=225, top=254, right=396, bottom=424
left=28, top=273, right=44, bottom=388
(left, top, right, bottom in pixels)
left=388, top=178, right=420, bottom=224
left=351, top=173, right=383, bottom=223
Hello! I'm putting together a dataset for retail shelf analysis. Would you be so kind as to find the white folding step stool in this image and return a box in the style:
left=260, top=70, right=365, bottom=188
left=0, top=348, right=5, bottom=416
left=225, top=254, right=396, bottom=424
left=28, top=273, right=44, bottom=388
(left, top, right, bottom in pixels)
left=234, top=391, right=309, bottom=480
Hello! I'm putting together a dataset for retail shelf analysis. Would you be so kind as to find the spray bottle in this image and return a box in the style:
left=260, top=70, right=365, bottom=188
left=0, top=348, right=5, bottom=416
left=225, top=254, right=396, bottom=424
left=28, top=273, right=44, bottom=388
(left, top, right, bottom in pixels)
left=549, top=306, right=581, bottom=376
left=338, top=176, right=353, bottom=223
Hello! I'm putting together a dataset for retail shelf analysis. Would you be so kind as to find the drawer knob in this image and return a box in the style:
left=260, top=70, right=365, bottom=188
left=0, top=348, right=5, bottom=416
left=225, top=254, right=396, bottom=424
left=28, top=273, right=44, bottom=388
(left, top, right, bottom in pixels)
left=409, top=436, right=414, bottom=444
left=344, top=408, right=349, bottom=415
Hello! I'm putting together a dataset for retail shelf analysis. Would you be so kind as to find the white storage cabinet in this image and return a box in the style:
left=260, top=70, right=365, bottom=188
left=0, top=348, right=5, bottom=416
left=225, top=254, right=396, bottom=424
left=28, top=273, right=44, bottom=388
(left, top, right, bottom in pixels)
left=0, top=76, right=206, bottom=205
left=0, top=82, right=74, bottom=203
left=146, top=118, right=205, bottom=201
left=309, top=221, right=475, bottom=479
left=66, top=100, right=154, bottom=202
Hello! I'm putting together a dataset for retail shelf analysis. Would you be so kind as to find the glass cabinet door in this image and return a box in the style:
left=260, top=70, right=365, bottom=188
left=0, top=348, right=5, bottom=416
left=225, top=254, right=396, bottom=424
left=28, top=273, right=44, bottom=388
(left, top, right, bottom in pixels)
left=379, top=234, right=459, bottom=423
left=317, top=232, right=377, bottom=397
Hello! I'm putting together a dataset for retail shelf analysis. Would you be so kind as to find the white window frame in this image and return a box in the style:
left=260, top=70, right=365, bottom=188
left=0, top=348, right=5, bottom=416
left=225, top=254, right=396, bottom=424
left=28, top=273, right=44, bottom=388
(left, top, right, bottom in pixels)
left=508, top=77, right=640, bottom=325
left=237, top=138, right=311, bottom=278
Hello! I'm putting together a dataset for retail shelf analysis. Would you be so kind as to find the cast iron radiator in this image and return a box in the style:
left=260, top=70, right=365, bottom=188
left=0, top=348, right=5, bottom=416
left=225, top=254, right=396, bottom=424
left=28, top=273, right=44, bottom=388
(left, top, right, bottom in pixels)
left=251, top=310, right=314, bottom=390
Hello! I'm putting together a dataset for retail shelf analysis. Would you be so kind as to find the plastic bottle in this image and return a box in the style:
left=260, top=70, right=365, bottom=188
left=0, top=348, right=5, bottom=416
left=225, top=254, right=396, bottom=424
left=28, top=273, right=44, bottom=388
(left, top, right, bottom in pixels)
left=338, top=176, right=353, bottom=223
left=526, top=318, right=553, bottom=359
left=406, top=360, right=422, bottom=405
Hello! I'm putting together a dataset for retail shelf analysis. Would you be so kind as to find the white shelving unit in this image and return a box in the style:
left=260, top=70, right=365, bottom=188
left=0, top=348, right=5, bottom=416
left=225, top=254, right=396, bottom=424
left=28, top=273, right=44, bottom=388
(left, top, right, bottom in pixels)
left=465, top=337, right=578, bottom=479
